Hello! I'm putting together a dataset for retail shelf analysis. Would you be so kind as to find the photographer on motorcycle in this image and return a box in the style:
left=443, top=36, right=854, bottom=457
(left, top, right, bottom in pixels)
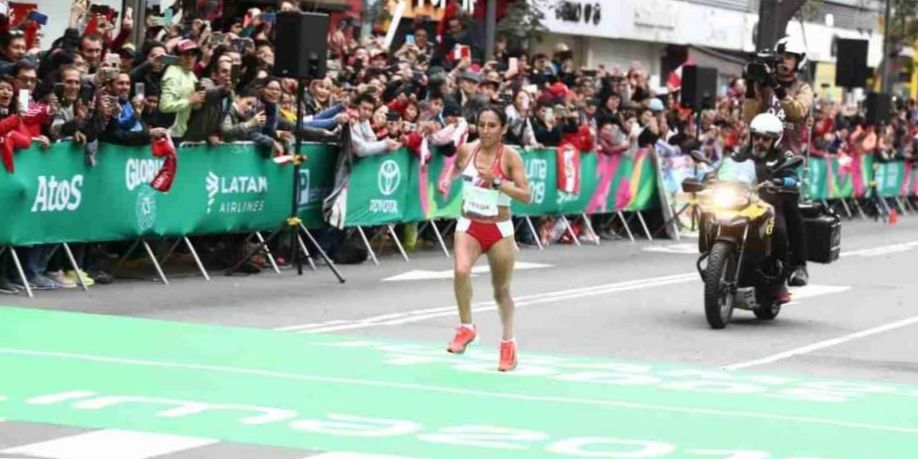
left=742, top=36, right=812, bottom=287
left=731, top=113, right=800, bottom=304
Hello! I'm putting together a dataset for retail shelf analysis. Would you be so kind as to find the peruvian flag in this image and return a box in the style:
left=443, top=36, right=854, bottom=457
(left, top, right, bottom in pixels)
left=666, top=59, right=695, bottom=93
left=556, top=143, right=581, bottom=194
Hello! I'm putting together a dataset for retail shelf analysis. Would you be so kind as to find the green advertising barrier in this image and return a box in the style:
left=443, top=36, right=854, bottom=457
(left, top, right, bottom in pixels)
left=804, top=155, right=914, bottom=201
left=397, top=147, right=658, bottom=224
left=0, top=141, right=294, bottom=246
left=295, top=143, right=336, bottom=229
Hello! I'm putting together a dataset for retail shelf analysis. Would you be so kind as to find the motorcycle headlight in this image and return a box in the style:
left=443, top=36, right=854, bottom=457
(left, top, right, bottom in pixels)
left=708, top=186, right=751, bottom=210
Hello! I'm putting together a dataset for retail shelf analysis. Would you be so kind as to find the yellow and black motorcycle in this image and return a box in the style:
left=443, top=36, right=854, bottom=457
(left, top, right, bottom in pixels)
left=682, top=152, right=804, bottom=329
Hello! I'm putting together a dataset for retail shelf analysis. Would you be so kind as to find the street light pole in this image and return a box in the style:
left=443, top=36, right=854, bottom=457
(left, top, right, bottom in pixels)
left=484, top=0, right=497, bottom=61
left=881, top=0, right=893, bottom=92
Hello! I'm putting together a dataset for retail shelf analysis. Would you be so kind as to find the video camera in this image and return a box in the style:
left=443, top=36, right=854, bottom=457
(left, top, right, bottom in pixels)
left=744, top=50, right=782, bottom=87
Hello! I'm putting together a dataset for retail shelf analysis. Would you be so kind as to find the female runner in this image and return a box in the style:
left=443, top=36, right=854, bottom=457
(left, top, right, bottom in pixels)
left=437, top=105, right=531, bottom=372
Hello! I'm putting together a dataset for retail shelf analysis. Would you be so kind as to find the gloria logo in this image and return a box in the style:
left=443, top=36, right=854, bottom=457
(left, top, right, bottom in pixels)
left=31, top=175, right=84, bottom=213
left=378, top=160, right=401, bottom=196
left=205, top=171, right=269, bottom=215
left=125, top=158, right=164, bottom=191
left=135, top=186, right=157, bottom=231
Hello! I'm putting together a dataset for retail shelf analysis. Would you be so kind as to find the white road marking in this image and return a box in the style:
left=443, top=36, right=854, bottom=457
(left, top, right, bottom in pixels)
left=840, top=241, right=918, bottom=258
left=382, top=262, right=553, bottom=282
left=1, top=429, right=218, bottom=459
left=276, top=240, right=911, bottom=333
left=643, top=243, right=697, bottom=254
left=725, top=315, right=918, bottom=370
left=0, top=348, right=914, bottom=434
left=280, top=273, right=698, bottom=332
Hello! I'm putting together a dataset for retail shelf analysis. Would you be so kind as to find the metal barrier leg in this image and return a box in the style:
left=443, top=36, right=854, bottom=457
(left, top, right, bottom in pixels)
left=617, top=211, right=636, bottom=242
left=430, top=220, right=451, bottom=258
left=838, top=198, right=853, bottom=219
left=357, top=227, right=379, bottom=265
left=852, top=199, right=867, bottom=219
left=895, top=197, right=908, bottom=214
left=580, top=213, right=601, bottom=246
left=62, top=243, right=88, bottom=292
left=524, top=217, right=543, bottom=251
left=636, top=211, right=653, bottom=241
left=158, top=238, right=184, bottom=265
left=560, top=216, right=581, bottom=247
left=183, top=237, right=211, bottom=281
left=255, top=232, right=282, bottom=274
left=9, top=247, right=33, bottom=298
left=113, top=239, right=141, bottom=274
left=880, top=198, right=894, bottom=222
left=298, top=224, right=346, bottom=283
left=388, top=225, right=410, bottom=262
left=295, top=234, right=317, bottom=271
left=141, top=240, right=169, bottom=285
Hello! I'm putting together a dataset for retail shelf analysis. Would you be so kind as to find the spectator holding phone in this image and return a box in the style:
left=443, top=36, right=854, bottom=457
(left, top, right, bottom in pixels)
left=159, top=39, right=204, bottom=142
left=130, top=43, right=168, bottom=108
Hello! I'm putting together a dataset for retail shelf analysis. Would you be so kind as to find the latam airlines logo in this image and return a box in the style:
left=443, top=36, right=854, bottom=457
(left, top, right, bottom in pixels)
left=205, top=171, right=268, bottom=215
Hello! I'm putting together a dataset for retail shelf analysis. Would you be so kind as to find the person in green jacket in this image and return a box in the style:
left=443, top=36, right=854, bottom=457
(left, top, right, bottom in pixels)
left=159, top=39, right=205, bottom=141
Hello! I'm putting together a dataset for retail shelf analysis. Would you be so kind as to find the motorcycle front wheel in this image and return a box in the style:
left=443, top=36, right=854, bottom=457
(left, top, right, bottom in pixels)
left=704, top=241, right=737, bottom=329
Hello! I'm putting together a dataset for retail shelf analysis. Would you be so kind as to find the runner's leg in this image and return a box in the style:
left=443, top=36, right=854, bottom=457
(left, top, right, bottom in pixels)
left=453, top=231, right=482, bottom=325
left=487, top=236, right=516, bottom=340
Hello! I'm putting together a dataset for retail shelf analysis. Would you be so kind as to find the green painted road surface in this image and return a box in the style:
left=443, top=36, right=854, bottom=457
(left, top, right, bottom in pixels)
left=2, top=306, right=917, bottom=459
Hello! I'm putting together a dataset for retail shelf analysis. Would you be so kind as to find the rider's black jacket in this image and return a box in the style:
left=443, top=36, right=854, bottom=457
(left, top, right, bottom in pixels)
left=729, top=145, right=800, bottom=210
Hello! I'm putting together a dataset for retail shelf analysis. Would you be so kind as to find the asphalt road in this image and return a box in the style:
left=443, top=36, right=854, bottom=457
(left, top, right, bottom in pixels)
left=2, top=215, right=918, bottom=458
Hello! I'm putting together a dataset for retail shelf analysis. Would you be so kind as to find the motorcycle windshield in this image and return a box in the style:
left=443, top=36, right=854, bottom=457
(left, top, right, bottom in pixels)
left=716, top=157, right=757, bottom=185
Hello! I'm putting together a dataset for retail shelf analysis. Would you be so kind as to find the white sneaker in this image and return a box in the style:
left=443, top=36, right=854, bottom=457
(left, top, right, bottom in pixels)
left=47, top=270, right=77, bottom=289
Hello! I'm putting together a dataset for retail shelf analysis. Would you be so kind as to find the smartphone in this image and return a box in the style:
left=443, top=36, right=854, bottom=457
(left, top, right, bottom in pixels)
left=134, top=82, right=145, bottom=99
left=160, top=55, right=179, bottom=66
left=211, top=32, right=225, bottom=45
left=405, top=34, right=415, bottom=46
left=53, top=83, right=64, bottom=99
left=17, top=89, right=29, bottom=111
left=27, top=10, right=48, bottom=25
left=105, top=53, right=121, bottom=67
left=260, top=12, right=276, bottom=22
left=508, top=57, right=519, bottom=72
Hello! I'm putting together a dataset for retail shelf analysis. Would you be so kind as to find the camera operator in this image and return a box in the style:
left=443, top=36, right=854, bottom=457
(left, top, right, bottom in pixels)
left=742, top=36, right=812, bottom=287
left=742, top=36, right=813, bottom=157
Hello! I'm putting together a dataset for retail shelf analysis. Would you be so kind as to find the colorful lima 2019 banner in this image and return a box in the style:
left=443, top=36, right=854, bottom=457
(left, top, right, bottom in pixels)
left=1, top=141, right=914, bottom=246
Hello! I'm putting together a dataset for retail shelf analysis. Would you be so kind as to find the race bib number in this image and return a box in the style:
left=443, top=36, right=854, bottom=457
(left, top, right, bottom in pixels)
left=462, top=184, right=500, bottom=218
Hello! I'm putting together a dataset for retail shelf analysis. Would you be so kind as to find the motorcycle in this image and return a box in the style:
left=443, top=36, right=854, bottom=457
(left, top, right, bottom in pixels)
left=681, top=151, right=804, bottom=329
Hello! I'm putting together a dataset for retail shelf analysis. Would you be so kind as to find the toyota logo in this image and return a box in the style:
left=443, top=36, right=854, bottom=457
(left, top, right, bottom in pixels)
left=378, top=160, right=401, bottom=196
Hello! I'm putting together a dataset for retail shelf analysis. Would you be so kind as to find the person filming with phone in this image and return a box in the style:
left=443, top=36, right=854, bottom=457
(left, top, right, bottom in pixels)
left=159, top=39, right=205, bottom=142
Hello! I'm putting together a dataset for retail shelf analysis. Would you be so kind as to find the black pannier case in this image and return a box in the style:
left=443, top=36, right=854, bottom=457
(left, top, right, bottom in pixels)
left=799, top=202, right=841, bottom=264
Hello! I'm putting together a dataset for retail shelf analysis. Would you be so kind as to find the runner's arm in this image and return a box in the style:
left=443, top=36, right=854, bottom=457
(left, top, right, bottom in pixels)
left=497, top=146, right=531, bottom=204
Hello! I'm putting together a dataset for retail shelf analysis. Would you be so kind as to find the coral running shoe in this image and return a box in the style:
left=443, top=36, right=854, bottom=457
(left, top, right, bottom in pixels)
left=498, top=340, right=517, bottom=372
left=446, top=325, right=477, bottom=354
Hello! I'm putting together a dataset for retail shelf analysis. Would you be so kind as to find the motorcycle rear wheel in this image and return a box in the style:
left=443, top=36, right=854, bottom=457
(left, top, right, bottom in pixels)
left=704, top=241, right=737, bottom=329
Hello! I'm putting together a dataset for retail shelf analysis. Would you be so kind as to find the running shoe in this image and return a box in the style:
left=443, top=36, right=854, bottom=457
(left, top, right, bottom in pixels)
left=498, top=340, right=517, bottom=372
left=446, top=325, right=477, bottom=354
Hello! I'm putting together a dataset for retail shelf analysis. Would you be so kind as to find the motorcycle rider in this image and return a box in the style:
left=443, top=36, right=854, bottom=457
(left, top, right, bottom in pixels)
left=742, top=35, right=811, bottom=287
left=730, top=113, right=800, bottom=304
